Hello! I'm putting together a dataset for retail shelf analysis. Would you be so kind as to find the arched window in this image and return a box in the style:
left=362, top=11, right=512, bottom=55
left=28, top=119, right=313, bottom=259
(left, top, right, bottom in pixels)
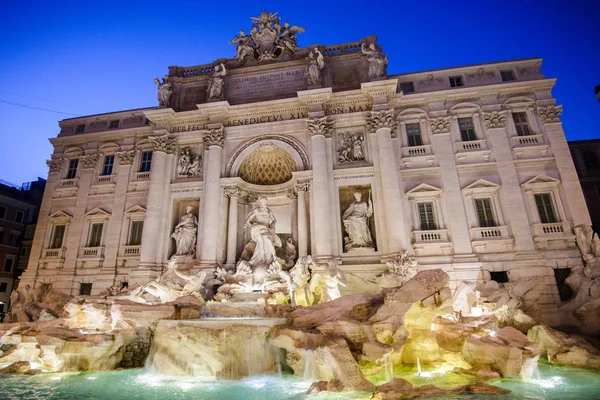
left=583, top=151, right=599, bottom=171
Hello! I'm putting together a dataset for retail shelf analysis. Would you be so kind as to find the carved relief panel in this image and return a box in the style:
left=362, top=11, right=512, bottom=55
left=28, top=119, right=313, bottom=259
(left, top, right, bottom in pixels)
left=335, top=127, right=368, bottom=168
left=176, top=146, right=203, bottom=179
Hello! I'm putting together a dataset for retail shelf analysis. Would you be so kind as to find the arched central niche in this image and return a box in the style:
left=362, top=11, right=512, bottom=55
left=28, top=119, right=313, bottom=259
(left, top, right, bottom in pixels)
left=227, top=135, right=309, bottom=182
left=238, top=144, right=296, bottom=185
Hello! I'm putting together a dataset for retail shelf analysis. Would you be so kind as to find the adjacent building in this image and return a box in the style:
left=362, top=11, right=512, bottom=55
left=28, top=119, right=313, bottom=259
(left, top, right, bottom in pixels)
left=0, top=178, right=45, bottom=317
left=570, top=139, right=600, bottom=232
left=18, top=12, right=592, bottom=325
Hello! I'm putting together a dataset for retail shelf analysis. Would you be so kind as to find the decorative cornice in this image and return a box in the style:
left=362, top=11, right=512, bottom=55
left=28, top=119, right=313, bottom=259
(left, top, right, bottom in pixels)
left=203, top=127, right=225, bottom=147
left=46, top=157, right=65, bottom=173
left=306, top=116, right=334, bottom=138
left=482, top=111, right=508, bottom=129
left=427, top=116, right=452, bottom=134
left=366, top=109, right=397, bottom=133
left=116, top=150, right=136, bottom=165
left=80, top=154, right=100, bottom=169
left=537, top=105, right=562, bottom=124
left=149, top=134, right=177, bottom=154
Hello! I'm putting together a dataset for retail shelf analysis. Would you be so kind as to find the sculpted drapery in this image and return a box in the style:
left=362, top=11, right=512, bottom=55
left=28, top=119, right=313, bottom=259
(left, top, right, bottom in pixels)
left=342, top=192, right=374, bottom=251
left=244, top=197, right=282, bottom=267
left=171, top=205, right=198, bottom=256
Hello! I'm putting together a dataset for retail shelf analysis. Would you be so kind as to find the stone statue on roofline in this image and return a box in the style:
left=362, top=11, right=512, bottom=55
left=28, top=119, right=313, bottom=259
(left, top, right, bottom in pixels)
left=361, top=43, right=388, bottom=80
left=206, top=63, right=227, bottom=101
left=230, top=30, right=255, bottom=61
left=305, top=48, right=325, bottom=87
left=154, top=75, right=172, bottom=107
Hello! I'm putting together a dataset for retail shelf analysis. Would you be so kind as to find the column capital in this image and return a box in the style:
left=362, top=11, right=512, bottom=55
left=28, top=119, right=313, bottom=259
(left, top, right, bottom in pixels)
left=149, top=134, right=177, bottom=154
left=537, top=105, right=563, bottom=124
left=366, top=109, right=397, bottom=134
left=287, top=189, right=298, bottom=200
left=203, top=127, right=225, bottom=148
left=306, top=116, right=334, bottom=138
left=224, top=187, right=239, bottom=198
left=80, top=154, right=100, bottom=169
left=116, top=150, right=136, bottom=165
left=295, top=180, right=310, bottom=192
left=46, top=157, right=65, bottom=173
left=426, top=116, right=453, bottom=134
left=482, top=110, right=508, bottom=130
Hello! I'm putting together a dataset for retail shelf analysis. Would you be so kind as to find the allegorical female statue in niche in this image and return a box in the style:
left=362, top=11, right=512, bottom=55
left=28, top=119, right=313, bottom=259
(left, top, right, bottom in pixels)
left=243, top=196, right=282, bottom=268
left=342, top=191, right=374, bottom=252
left=171, top=205, right=198, bottom=256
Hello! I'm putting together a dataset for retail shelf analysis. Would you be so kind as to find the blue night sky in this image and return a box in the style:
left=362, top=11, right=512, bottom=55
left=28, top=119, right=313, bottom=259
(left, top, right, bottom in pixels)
left=1, top=0, right=599, bottom=185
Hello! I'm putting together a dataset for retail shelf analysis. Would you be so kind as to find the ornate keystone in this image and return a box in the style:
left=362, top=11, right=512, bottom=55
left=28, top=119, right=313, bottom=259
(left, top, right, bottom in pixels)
left=80, top=154, right=100, bottom=169
left=46, top=157, right=64, bottom=173
left=427, top=116, right=452, bottom=134
left=149, top=134, right=177, bottom=154
left=116, top=150, right=136, bottom=165
left=366, top=109, right=397, bottom=133
left=537, top=105, right=563, bottom=124
left=203, top=127, right=225, bottom=148
left=306, top=116, right=334, bottom=138
left=482, top=111, right=508, bottom=129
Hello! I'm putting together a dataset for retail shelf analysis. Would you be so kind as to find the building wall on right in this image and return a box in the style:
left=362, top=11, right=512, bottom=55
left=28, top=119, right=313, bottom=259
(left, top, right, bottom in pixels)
left=569, top=139, right=600, bottom=232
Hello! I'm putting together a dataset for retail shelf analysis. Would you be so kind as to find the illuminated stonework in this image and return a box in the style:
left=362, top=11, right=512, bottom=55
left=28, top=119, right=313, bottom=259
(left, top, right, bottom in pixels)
left=238, top=145, right=296, bottom=185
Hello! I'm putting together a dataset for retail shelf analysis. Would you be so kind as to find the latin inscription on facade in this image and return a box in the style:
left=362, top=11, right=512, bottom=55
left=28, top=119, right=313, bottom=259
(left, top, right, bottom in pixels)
left=225, top=67, right=307, bottom=102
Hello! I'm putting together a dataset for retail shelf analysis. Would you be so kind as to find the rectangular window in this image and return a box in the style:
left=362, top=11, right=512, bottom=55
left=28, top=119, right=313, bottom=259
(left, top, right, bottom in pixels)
left=0, top=282, right=7, bottom=293
left=50, top=225, right=65, bottom=249
left=128, top=221, right=144, bottom=246
left=140, top=151, right=152, bottom=172
left=75, top=124, right=85, bottom=134
left=0, top=229, right=4, bottom=244
left=501, top=70, right=516, bottom=82
left=399, top=81, right=415, bottom=94
left=0, top=206, right=6, bottom=219
left=88, top=223, right=103, bottom=247
left=458, top=117, right=477, bottom=141
left=109, top=120, right=120, bottom=129
left=3, top=258, right=13, bottom=273
left=512, top=112, right=532, bottom=136
left=25, top=226, right=33, bottom=239
left=475, top=198, right=496, bottom=227
left=490, top=271, right=509, bottom=283
left=66, top=159, right=79, bottom=179
left=79, top=283, right=92, bottom=296
left=10, top=234, right=19, bottom=247
left=405, top=123, right=423, bottom=147
left=418, top=202, right=437, bottom=230
left=449, top=76, right=463, bottom=88
left=535, top=193, right=557, bottom=223
left=102, top=155, right=115, bottom=176
left=20, top=247, right=27, bottom=256
left=15, top=210, right=25, bottom=224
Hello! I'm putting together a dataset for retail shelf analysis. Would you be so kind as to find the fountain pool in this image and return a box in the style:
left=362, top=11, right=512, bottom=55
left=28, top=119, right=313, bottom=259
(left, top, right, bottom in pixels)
left=1, top=361, right=600, bottom=400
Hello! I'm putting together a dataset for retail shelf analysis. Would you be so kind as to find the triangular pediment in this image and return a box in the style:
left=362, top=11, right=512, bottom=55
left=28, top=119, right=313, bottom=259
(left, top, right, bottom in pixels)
left=407, top=183, right=442, bottom=194
left=48, top=210, right=72, bottom=220
left=521, top=174, right=560, bottom=189
left=463, top=179, right=500, bottom=195
left=124, top=205, right=147, bottom=214
left=84, top=207, right=111, bottom=217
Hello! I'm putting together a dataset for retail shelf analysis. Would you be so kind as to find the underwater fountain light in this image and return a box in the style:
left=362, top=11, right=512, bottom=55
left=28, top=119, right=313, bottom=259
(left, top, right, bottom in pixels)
left=490, top=330, right=496, bottom=337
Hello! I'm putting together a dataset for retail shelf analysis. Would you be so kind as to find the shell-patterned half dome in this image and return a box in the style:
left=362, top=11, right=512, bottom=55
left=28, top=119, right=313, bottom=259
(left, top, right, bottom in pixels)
left=238, top=144, right=296, bottom=185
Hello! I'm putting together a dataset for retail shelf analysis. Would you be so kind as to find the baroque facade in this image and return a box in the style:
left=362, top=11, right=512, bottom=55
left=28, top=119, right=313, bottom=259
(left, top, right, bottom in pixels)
left=19, top=12, right=591, bottom=324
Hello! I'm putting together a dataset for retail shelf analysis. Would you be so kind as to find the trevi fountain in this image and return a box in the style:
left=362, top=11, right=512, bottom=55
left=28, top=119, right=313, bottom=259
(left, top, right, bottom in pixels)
left=3, top=10, right=600, bottom=400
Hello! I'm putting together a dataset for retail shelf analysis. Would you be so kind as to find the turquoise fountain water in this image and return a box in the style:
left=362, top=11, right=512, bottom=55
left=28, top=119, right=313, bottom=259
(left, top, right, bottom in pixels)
left=1, top=361, right=600, bottom=399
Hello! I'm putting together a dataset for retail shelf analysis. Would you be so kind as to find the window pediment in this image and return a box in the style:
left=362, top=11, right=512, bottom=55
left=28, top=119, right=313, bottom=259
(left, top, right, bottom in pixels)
left=502, top=96, right=535, bottom=109
left=48, top=210, right=72, bottom=223
left=124, top=205, right=147, bottom=214
left=448, top=102, right=479, bottom=115
left=462, top=179, right=501, bottom=196
left=85, top=207, right=111, bottom=220
left=407, top=183, right=442, bottom=200
left=521, top=174, right=560, bottom=190
left=397, top=108, right=427, bottom=121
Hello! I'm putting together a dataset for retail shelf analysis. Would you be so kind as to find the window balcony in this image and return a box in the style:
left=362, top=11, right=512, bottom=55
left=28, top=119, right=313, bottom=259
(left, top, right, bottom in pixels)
left=455, top=139, right=488, bottom=152
left=401, top=145, right=436, bottom=168
left=42, top=247, right=66, bottom=259
left=510, top=134, right=549, bottom=159
left=79, top=246, right=105, bottom=258
left=470, top=226, right=510, bottom=240
left=93, top=175, right=116, bottom=186
left=134, top=172, right=150, bottom=181
left=412, top=229, right=452, bottom=256
left=470, top=226, right=514, bottom=253
left=58, top=177, right=79, bottom=188
left=532, top=221, right=572, bottom=236
left=402, top=145, right=432, bottom=157
left=120, top=245, right=141, bottom=257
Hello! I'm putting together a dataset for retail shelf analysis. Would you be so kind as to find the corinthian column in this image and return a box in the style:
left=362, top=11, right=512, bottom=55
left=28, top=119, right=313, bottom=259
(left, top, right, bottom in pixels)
left=138, top=134, right=176, bottom=273
left=296, top=181, right=310, bottom=257
left=307, top=117, right=334, bottom=259
left=225, top=187, right=239, bottom=266
left=367, top=109, right=408, bottom=255
left=199, top=126, right=225, bottom=265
